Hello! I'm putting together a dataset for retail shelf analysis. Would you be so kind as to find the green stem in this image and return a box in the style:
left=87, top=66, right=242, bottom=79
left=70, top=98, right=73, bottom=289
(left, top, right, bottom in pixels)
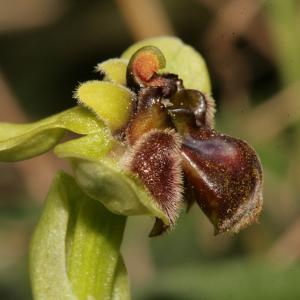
left=30, top=172, right=128, bottom=300
left=67, top=196, right=126, bottom=300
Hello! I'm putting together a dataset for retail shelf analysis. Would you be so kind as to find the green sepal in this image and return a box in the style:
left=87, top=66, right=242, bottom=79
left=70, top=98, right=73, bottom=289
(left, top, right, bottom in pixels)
left=54, top=131, right=115, bottom=161
left=0, top=106, right=104, bottom=162
left=95, top=58, right=128, bottom=85
left=30, top=171, right=129, bottom=300
left=75, top=80, right=135, bottom=132
left=72, top=158, right=169, bottom=225
left=122, top=36, right=211, bottom=94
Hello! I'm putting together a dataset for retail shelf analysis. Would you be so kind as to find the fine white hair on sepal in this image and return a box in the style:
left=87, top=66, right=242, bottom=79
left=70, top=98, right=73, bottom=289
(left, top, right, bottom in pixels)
left=94, top=58, right=128, bottom=73
left=94, top=58, right=129, bottom=85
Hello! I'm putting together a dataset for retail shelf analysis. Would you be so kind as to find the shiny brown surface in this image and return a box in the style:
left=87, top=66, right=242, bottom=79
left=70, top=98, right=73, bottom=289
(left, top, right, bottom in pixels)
left=181, top=127, right=263, bottom=233
left=126, top=87, right=171, bottom=144
left=170, top=89, right=208, bottom=126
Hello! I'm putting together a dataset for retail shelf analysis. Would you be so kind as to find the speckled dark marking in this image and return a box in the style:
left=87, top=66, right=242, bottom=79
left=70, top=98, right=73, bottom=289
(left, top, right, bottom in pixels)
left=129, top=130, right=182, bottom=226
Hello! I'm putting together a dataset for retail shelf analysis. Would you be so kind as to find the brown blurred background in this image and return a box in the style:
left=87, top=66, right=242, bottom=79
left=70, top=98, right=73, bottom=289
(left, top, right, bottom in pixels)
left=1, top=0, right=300, bottom=299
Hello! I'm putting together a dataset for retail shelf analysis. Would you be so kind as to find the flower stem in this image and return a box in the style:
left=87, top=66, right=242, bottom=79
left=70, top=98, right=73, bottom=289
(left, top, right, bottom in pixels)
left=30, top=172, right=128, bottom=300
left=67, top=196, right=126, bottom=300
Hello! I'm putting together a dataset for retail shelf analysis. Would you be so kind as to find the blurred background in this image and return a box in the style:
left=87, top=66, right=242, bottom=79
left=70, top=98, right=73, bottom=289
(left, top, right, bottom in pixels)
left=1, top=0, right=300, bottom=299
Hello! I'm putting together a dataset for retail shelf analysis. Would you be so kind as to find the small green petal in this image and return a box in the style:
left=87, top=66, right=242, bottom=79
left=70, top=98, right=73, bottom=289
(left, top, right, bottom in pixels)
left=0, top=106, right=103, bottom=162
left=54, top=131, right=115, bottom=161
left=122, top=36, right=211, bottom=94
left=75, top=80, right=135, bottom=132
left=96, top=58, right=128, bottom=85
left=72, top=158, right=169, bottom=225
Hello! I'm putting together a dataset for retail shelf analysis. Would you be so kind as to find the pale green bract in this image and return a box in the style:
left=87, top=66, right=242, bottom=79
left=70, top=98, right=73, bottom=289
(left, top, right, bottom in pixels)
left=0, top=37, right=211, bottom=300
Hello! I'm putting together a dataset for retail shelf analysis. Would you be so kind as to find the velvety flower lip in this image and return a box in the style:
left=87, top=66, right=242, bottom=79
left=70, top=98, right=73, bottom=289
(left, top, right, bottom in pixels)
left=123, top=129, right=183, bottom=234
left=121, top=45, right=263, bottom=235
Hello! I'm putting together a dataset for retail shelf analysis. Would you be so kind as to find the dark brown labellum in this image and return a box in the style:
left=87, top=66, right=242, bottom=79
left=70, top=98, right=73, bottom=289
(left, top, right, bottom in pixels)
left=181, top=127, right=263, bottom=234
left=123, top=129, right=183, bottom=235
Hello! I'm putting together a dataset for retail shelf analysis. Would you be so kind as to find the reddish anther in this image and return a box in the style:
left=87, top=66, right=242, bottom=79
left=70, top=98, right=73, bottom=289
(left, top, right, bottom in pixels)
left=127, top=46, right=166, bottom=91
left=132, top=51, right=161, bottom=82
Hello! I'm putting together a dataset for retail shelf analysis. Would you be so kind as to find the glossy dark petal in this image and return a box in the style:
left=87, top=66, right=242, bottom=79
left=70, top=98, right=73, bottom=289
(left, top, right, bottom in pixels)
left=181, top=127, right=263, bottom=234
left=169, top=89, right=215, bottom=128
left=126, top=87, right=172, bottom=145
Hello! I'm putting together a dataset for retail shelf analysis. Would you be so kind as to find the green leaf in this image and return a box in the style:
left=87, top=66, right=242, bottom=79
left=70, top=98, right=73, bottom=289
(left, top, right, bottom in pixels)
left=72, top=158, right=169, bottom=225
left=30, top=172, right=128, bottom=300
left=0, top=106, right=104, bottom=162
left=75, top=80, right=135, bottom=132
left=96, top=58, right=128, bottom=85
left=30, top=172, right=77, bottom=300
left=122, top=36, right=211, bottom=94
left=136, top=260, right=300, bottom=300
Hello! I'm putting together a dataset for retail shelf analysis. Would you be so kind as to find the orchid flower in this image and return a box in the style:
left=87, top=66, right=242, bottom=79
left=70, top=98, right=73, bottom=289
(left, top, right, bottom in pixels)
left=0, top=37, right=263, bottom=300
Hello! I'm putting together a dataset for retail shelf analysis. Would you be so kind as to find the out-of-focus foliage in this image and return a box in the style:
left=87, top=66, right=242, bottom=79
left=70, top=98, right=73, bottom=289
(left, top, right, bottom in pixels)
left=136, top=260, right=300, bottom=300
left=1, top=0, right=300, bottom=299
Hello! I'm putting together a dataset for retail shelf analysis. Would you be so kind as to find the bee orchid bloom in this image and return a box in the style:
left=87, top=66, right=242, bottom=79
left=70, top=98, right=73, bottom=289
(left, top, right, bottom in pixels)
left=0, top=37, right=263, bottom=300
left=76, top=41, right=263, bottom=236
